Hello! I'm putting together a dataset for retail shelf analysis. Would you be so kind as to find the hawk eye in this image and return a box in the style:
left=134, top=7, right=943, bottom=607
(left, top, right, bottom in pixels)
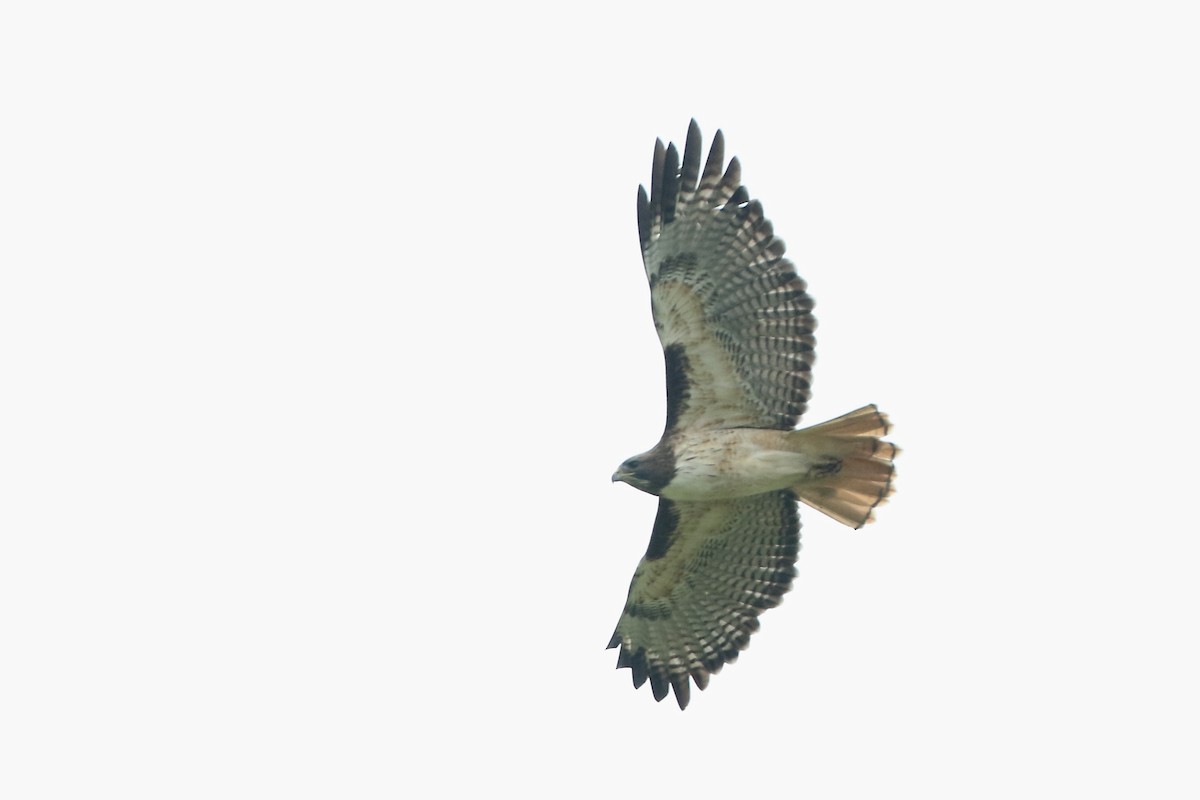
left=627, top=458, right=642, bottom=469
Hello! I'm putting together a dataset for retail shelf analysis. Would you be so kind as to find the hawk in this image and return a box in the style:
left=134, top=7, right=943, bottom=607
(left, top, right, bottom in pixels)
left=609, top=121, right=898, bottom=709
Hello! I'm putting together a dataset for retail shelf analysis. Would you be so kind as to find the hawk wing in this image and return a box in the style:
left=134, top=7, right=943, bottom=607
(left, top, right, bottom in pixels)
left=639, top=120, right=816, bottom=433
left=607, top=492, right=800, bottom=709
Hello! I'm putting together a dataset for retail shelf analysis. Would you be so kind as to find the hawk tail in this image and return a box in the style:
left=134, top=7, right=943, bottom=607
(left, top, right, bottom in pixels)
left=790, top=405, right=898, bottom=529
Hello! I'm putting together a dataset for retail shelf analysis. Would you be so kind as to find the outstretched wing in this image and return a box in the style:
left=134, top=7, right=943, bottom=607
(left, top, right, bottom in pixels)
left=639, top=120, right=816, bottom=433
left=607, top=491, right=800, bottom=709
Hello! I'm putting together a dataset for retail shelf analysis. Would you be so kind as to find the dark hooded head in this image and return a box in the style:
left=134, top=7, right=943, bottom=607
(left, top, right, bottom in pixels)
left=612, top=443, right=676, bottom=496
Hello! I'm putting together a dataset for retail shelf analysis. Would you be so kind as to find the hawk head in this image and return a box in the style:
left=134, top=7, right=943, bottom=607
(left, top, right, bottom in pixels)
left=612, top=445, right=675, bottom=495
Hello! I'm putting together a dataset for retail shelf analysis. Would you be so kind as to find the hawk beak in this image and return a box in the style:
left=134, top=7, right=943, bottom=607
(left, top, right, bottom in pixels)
left=611, top=471, right=622, bottom=483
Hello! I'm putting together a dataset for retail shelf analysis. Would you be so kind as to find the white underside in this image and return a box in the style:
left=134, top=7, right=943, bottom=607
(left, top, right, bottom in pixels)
left=660, top=429, right=822, bottom=501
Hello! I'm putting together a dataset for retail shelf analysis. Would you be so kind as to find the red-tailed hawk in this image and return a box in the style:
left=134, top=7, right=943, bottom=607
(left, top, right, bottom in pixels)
left=609, top=121, right=898, bottom=709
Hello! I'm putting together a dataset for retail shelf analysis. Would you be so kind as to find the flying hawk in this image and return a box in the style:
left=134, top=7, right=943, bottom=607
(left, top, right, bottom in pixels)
left=609, top=121, right=898, bottom=709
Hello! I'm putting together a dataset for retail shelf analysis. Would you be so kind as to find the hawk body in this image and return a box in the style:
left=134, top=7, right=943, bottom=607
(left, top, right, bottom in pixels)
left=609, top=121, right=898, bottom=709
left=620, top=428, right=838, bottom=502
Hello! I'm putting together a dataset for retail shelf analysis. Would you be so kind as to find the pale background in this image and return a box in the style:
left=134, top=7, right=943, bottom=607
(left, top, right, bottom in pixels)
left=2, top=1, right=1198, bottom=797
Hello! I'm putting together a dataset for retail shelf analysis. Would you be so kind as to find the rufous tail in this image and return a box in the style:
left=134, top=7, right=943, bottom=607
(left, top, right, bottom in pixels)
left=790, top=405, right=898, bottom=529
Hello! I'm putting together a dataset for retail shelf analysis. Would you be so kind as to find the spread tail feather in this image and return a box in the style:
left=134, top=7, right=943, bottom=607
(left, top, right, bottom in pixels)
left=790, top=405, right=898, bottom=529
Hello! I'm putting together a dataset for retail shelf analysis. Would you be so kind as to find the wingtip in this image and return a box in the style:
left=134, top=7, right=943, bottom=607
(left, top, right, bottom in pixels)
left=702, top=129, right=726, bottom=181
left=671, top=674, right=691, bottom=710
left=637, top=184, right=651, bottom=245
left=649, top=671, right=670, bottom=702
left=662, top=142, right=680, bottom=223
left=725, top=156, right=742, bottom=186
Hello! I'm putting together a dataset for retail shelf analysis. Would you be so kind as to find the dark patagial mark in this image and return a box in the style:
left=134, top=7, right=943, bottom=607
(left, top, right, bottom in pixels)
left=644, top=498, right=680, bottom=560
left=663, top=343, right=691, bottom=434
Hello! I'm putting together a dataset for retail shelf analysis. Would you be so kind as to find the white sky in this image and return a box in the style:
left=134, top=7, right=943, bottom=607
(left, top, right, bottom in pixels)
left=3, top=1, right=1198, bottom=797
